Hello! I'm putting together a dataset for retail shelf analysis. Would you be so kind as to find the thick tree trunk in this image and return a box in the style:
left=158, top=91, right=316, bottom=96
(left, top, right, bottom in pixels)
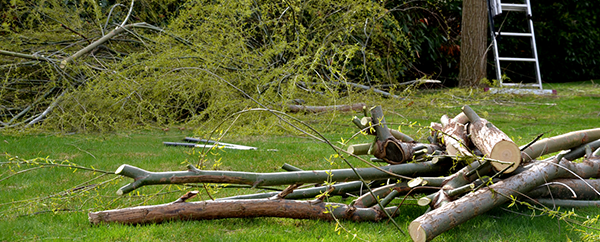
left=458, top=0, right=488, bottom=87
left=89, top=197, right=397, bottom=225
left=462, top=105, right=521, bottom=173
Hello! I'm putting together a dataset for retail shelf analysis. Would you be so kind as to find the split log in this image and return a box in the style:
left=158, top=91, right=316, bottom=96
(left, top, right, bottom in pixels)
left=462, top=105, right=521, bottom=173
left=89, top=196, right=397, bottom=225
left=287, top=103, right=366, bottom=113
left=115, top=160, right=451, bottom=195
left=439, top=113, right=471, bottom=156
left=409, top=149, right=600, bottom=242
left=521, top=128, right=600, bottom=163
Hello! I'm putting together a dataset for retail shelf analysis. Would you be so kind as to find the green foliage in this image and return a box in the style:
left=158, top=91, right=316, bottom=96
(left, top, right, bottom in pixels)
left=490, top=0, right=600, bottom=83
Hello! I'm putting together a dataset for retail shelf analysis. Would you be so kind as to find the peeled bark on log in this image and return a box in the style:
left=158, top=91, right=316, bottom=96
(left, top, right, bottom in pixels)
left=521, top=128, right=600, bottom=163
left=462, top=105, right=521, bottom=173
left=287, top=103, right=366, bottom=113
left=526, top=179, right=600, bottom=200
left=409, top=152, right=600, bottom=242
left=115, top=160, right=450, bottom=195
left=89, top=197, right=397, bottom=225
left=439, top=113, right=471, bottom=156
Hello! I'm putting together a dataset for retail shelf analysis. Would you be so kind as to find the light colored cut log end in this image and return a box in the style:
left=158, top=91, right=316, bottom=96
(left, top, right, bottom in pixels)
left=417, top=196, right=431, bottom=207
left=409, top=221, right=427, bottom=242
left=360, top=117, right=372, bottom=127
left=490, top=140, right=522, bottom=173
left=115, top=164, right=127, bottom=175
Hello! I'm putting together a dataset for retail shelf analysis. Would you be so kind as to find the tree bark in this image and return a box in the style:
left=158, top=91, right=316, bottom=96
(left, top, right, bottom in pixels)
left=115, top=161, right=450, bottom=195
left=439, top=113, right=471, bottom=156
left=526, top=179, right=600, bottom=200
left=521, top=128, right=600, bottom=163
left=409, top=152, right=600, bottom=242
left=458, top=0, right=488, bottom=87
left=463, top=105, right=521, bottom=173
left=89, top=197, right=397, bottom=225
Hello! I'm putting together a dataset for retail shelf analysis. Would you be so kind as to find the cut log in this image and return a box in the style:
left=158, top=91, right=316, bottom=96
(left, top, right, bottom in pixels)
left=409, top=150, right=600, bottom=242
left=526, top=179, right=600, bottom=200
left=521, top=128, right=600, bottom=163
left=347, top=143, right=374, bottom=155
left=370, top=106, right=413, bottom=164
left=115, top=160, right=450, bottom=195
left=462, top=105, right=521, bottom=173
left=89, top=197, right=397, bottom=225
left=439, top=113, right=471, bottom=156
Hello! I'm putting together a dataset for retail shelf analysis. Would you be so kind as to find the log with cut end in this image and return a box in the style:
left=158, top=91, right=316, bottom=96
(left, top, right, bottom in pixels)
left=439, top=113, right=471, bottom=156
left=521, top=128, right=600, bottom=163
left=89, top=197, right=397, bottom=225
left=409, top=150, right=600, bottom=242
left=114, top=160, right=450, bottom=195
left=462, top=105, right=521, bottom=173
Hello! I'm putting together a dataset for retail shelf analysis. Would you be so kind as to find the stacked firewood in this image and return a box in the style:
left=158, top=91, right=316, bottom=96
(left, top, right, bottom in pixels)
left=89, top=105, right=600, bottom=242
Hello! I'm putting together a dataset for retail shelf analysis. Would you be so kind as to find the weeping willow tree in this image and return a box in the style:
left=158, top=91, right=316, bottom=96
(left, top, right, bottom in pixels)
left=0, top=0, right=454, bottom=132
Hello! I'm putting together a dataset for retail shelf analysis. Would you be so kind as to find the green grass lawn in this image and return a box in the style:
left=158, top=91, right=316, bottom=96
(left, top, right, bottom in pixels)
left=1, top=81, right=600, bottom=241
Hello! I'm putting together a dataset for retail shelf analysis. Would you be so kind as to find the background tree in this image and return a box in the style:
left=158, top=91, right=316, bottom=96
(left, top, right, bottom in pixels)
left=458, top=0, right=488, bottom=87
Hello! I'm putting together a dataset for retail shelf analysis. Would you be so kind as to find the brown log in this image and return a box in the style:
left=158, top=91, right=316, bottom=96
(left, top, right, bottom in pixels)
left=439, top=113, right=471, bottom=156
left=89, top=197, right=396, bottom=225
left=462, top=105, right=521, bottom=173
left=287, top=103, right=366, bottom=113
left=409, top=151, right=600, bottom=242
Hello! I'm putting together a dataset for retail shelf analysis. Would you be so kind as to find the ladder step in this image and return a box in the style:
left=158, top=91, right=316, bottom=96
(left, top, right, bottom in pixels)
left=501, top=3, right=528, bottom=12
left=496, top=32, right=532, bottom=37
left=500, top=83, right=540, bottom=88
left=498, top=57, right=537, bottom=62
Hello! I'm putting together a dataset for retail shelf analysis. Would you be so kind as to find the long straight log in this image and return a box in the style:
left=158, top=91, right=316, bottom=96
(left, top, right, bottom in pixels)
left=409, top=151, right=600, bottom=242
left=89, top=197, right=397, bottom=225
left=521, top=128, right=600, bottom=163
left=526, top=179, right=600, bottom=200
left=462, top=105, right=521, bottom=173
left=115, top=161, right=450, bottom=195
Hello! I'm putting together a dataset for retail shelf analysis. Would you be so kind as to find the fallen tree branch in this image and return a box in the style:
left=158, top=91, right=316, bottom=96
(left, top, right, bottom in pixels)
left=287, top=103, right=366, bottom=113
left=115, top=160, right=451, bottom=195
left=89, top=196, right=398, bottom=225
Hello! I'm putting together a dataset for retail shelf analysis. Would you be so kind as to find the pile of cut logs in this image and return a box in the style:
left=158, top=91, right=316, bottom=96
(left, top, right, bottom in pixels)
left=89, top=105, right=600, bottom=242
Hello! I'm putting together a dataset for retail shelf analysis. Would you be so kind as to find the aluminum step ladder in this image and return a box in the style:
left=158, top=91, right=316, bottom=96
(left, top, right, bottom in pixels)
left=488, top=0, right=554, bottom=94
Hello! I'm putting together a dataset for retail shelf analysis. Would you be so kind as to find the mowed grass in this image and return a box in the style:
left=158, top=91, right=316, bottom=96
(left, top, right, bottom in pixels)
left=1, top=81, right=600, bottom=241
